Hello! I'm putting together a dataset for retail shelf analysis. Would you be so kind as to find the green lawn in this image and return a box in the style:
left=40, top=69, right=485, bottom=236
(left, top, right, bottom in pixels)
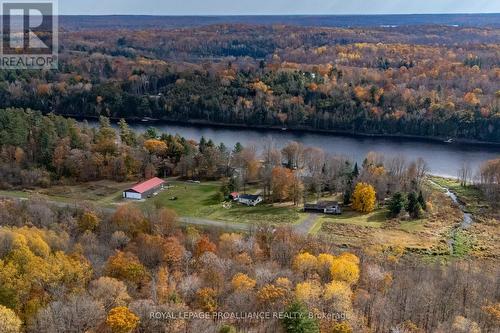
left=319, top=209, right=387, bottom=228
left=0, top=190, right=29, bottom=199
left=308, top=219, right=324, bottom=235
left=140, top=180, right=303, bottom=225
left=318, top=208, right=427, bottom=234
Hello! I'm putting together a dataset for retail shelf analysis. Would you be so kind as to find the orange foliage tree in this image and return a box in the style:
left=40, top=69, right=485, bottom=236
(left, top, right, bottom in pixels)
left=195, top=236, right=217, bottom=257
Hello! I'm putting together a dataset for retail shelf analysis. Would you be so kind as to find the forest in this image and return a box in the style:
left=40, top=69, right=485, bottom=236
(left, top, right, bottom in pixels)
left=0, top=24, right=499, bottom=142
left=0, top=197, right=498, bottom=333
left=1, top=17, right=500, bottom=333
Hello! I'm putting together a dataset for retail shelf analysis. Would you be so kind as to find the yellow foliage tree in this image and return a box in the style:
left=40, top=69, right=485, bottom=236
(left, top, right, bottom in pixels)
left=275, top=277, right=292, bottom=290
left=196, top=288, right=218, bottom=312
left=0, top=228, right=91, bottom=316
left=324, top=281, right=352, bottom=302
left=330, top=257, right=360, bottom=285
left=352, top=182, right=376, bottom=213
left=231, top=273, right=257, bottom=291
left=257, top=284, right=288, bottom=306
left=106, top=306, right=140, bottom=333
left=104, top=251, right=147, bottom=285
left=156, top=267, right=170, bottom=304
left=295, top=281, right=322, bottom=303
left=337, top=252, right=360, bottom=265
left=331, top=322, right=353, bottom=333
left=317, top=253, right=336, bottom=280
left=0, top=305, right=22, bottom=333
left=78, top=211, right=100, bottom=232
left=292, top=252, right=318, bottom=278
left=324, top=281, right=353, bottom=314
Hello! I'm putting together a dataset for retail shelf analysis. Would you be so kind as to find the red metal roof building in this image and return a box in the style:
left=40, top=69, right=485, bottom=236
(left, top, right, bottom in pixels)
left=123, top=177, right=165, bottom=200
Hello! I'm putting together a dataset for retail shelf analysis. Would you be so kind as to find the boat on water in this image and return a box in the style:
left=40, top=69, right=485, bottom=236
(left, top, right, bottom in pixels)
left=444, top=138, right=454, bottom=144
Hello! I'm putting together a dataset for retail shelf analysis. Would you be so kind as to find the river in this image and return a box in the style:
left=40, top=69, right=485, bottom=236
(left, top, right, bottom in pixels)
left=112, top=121, right=499, bottom=178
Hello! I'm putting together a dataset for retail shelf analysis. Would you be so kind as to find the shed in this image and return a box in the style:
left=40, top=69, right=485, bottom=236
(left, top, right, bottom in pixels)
left=304, top=201, right=342, bottom=215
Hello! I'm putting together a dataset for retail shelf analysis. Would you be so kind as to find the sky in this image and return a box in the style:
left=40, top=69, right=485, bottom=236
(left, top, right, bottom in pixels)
left=60, top=0, right=500, bottom=15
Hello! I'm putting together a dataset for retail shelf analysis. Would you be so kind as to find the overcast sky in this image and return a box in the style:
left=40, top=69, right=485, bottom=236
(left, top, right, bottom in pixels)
left=60, top=0, right=500, bottom=15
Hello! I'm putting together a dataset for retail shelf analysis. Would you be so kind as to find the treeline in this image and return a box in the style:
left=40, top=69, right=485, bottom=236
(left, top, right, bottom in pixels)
left=0, top=25, right=499, bottom=142
left=0, top=198, right=498, bottom=333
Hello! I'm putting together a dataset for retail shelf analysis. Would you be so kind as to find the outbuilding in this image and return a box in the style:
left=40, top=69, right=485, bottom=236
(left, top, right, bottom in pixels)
left=304, top=201, right=342, bottom=215
left=123, top=177, right=165, bottom=200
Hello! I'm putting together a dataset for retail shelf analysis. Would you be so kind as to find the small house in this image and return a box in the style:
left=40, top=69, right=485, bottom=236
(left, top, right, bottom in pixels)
left=304, top=201, right=342, bottom=215
left=123, top=177, right=165, bottom=200
left=237, top=194, right=263, bottom=206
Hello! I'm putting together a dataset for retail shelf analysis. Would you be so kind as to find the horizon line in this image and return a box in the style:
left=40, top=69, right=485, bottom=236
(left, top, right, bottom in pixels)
left=57, top=12, right=500, bottom=17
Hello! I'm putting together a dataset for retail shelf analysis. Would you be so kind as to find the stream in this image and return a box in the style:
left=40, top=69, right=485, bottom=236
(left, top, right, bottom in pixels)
left=429, top=180, right=473, bottom=254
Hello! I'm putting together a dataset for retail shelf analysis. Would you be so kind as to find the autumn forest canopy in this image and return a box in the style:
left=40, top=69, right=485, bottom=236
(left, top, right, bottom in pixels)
left=0, top=15, right=499, bottom=333
left=0, top=22, right=500, bottom=142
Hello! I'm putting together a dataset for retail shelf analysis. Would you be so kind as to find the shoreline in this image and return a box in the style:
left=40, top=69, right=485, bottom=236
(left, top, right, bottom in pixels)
left=71, top=115, right=500, bottom=148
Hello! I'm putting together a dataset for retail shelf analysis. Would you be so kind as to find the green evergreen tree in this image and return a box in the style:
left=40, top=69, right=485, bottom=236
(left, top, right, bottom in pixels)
left=406, top=192, right=423, bottom=219
left=282, top=301, right=319, bottom=333
left=233, top=142, right=243, bottom=154
left=199, top=136, right=207, bottom=153
left=343, top=188, right=352, bottom=205
left=218, top=142, right=227, bottom=153
left=352, top=162, right=359, bottom=178
left=388, top=192, right=406, bottom=217
left=118, top=118, right=136, bottom=146
left=145, top=127, right=158, bottom=139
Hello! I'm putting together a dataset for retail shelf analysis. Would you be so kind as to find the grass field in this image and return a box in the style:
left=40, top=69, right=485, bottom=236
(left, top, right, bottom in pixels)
left=1, top=181, right=137, bottom=207
left=317, top=182, right=464, bottom=254
left=319, top=209, right=387, bottom=228
left=140, top=180, right=305, bottom=225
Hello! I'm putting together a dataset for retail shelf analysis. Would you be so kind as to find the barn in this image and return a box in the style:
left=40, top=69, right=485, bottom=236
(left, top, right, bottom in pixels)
left=123, top=177, right=165, bottom=200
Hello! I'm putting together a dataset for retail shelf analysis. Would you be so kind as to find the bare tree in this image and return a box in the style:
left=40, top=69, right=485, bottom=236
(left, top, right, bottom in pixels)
left=458, top=162, right=472, bottom=187
left=29, top=294, right=105, bottom=333
left=281, top=141, right=305, bottom=169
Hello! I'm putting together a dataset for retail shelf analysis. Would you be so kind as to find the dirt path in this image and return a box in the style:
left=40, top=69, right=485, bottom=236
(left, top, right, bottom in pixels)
left=294, top=214, right=320, bottom=235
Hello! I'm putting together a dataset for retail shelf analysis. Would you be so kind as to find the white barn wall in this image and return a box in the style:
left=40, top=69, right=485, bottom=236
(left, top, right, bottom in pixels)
left=124, top=191, right=142, bottom=200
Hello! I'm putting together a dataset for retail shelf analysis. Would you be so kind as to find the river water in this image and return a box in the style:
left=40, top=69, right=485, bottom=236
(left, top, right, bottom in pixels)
left=116, top=121, right=499, bottom=178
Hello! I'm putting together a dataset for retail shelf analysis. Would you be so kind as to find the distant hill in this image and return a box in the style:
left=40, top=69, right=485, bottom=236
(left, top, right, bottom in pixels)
left=59, top=14, right=500, bottom=31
